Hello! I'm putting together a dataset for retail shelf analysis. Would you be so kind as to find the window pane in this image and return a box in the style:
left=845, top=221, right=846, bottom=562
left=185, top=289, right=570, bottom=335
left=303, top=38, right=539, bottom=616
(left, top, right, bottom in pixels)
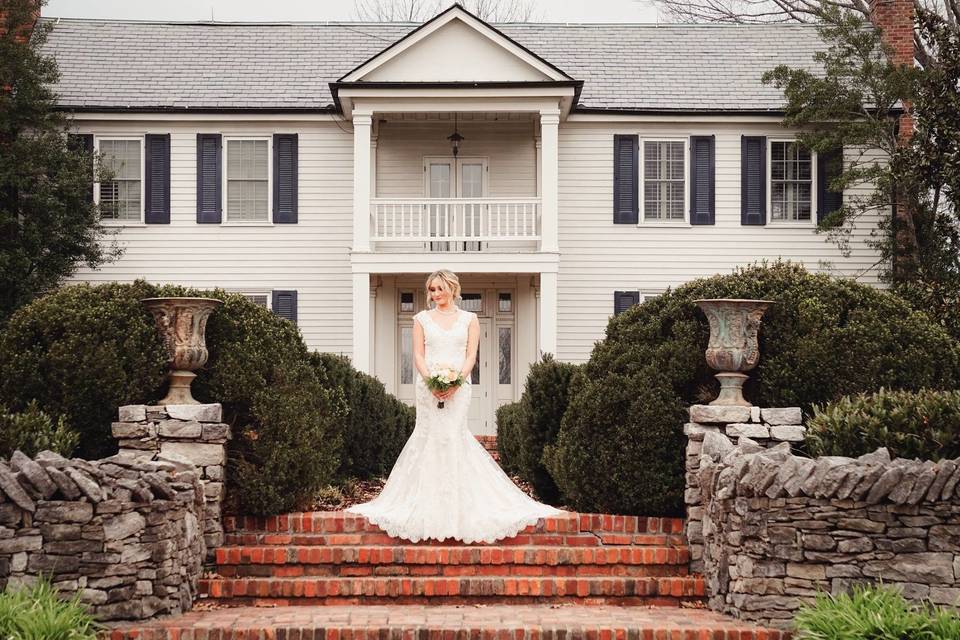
left=400, top=326, right=413, bottom=384
left=429, top=163, right=451, bottom=198
left=227, top=140, right=268, bottom=221
left=498, top=327, right=511, bottom=384
left=400, top=292, right=414, bottom=313
left=770, top=142, right=813, bottom=222
left=471, top=334, right=480, bottom=384
left=99, top=139, right=141, bottom=221
left=643, top=141, right=684, bottom=221
left=461, top=163, right=483, bottom=198
left=461, top=293, right=482, bottom=312
left=242, top=294, right=269, bottom=308
left=498, top=292, right=512, bottom=313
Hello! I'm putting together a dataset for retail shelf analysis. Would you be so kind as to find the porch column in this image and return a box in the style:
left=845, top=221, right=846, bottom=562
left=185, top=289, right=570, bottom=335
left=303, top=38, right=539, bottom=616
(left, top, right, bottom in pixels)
left=353, top=273, right=371, bottom=373
left=538, top=271, right=558, bottom=358
left=539, top=108, right=560, bottom=254
left=353, top=110, right=373, bottom=253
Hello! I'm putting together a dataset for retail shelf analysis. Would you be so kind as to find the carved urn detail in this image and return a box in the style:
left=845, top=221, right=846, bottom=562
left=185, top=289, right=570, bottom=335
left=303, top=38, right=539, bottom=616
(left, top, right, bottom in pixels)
left=694, top=299, right=773, bottom=406
left=141, top=297, right=221, bottom=405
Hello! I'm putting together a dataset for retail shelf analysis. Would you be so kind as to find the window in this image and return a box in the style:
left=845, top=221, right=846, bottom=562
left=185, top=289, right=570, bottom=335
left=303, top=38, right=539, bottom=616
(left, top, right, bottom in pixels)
left=498, top=327, right=512, bottom=384
left=400, top=326, right=413, bottom=384
left=498, top=292, right=512, bottom=313
left=643, top=140, right=685, bottom=221
left=97, top=138, right=143, bottom=222
left=460, top=293, right=482, bottom=313
left=225, top=138, right=270, bottom=222
left=399, top=292, right=415, bottom=313
left=770, top=141, right=813, bottom=222
left=241, top=293, right=270, bottom=309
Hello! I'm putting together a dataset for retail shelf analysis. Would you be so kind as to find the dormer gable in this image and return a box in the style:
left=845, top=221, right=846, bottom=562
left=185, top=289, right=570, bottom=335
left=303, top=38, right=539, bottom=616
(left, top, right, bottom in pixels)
left=339, top=4, right=572, bottom=84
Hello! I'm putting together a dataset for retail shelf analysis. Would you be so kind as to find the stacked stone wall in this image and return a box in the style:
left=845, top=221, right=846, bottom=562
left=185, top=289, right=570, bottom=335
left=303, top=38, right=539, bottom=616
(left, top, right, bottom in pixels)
left=684, top=404, right=805, bottom=572
left=693, top=419, right=960, bottom=629
left=0, top=450, right=204, bottom=620
left=112, top=403, right=230, bottom=550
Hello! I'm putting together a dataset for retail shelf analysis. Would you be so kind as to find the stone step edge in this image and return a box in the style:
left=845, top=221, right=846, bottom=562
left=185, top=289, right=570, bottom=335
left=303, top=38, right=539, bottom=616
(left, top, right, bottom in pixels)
left=103, top=622, right=788, bottom=640
left=200, top=575, right=706, bottom=599
left=224, top=512, right=685, bottom=536
left=215, top=545, right=691, bottom=566
left=222, top=532, right=685, bottom=548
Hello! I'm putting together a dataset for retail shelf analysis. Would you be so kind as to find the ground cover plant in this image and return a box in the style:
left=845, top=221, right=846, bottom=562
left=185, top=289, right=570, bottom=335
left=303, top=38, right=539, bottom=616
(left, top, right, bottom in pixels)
left=544, top=262, right=960, bottom=515
left=0, top=578, right=99, bottom=640
left=793, top=584, right=960, bottom=639
left=806, top=388, right=960, bottom=460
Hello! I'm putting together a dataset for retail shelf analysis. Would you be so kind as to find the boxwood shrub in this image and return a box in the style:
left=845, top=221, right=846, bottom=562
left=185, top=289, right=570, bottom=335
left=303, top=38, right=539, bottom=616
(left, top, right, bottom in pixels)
left=806, top=388, right=960, bottom=461
left=546, top=262, right=960, bottom=516
left=495, top=401, right=526, bottom=475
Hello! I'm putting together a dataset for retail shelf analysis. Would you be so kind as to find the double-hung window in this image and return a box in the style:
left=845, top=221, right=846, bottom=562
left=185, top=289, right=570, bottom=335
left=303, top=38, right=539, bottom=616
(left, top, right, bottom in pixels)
left=769, top=140, right=814, bottom=222
left=96, top=137, right=143, bottom=222
left=642, top=140, right=686, bottom=222
left=224, top=137, right=271, bottom=222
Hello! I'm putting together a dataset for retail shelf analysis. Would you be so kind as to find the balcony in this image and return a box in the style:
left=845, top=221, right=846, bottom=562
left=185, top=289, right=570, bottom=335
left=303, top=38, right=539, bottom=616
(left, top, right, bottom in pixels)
left=370, top=197, right=541, bottom=252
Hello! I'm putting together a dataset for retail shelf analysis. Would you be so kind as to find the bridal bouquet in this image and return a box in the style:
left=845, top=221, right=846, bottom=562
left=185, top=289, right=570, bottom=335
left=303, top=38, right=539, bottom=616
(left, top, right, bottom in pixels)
left=424, top=365, right=465, bottom=409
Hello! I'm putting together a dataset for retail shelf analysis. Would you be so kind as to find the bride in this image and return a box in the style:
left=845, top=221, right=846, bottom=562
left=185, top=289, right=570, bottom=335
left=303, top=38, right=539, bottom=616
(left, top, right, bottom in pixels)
left=347, top=269, right=562, bottom=543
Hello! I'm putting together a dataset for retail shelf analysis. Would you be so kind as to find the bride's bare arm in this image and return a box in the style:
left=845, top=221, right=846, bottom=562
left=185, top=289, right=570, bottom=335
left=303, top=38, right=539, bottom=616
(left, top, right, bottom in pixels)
left=459, top=315, right=480, bottom=380
left=413, top=317, right=430, bottom=380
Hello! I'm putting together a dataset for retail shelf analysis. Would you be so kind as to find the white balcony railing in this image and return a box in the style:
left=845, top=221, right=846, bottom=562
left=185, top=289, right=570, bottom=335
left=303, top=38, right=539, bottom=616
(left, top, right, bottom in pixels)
left=371, top=198, right=540, bottom=249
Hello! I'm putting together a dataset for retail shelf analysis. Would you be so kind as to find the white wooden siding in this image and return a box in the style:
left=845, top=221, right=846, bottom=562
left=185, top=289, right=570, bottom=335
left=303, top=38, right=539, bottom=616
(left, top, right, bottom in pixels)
left=70, top=119, right=356, bottom=355
left=555, top=121, right=885, bottom=364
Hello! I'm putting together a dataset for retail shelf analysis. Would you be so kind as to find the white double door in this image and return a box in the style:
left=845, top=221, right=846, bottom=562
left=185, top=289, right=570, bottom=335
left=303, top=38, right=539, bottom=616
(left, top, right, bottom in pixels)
left=424, top=157, right=487, bottom=251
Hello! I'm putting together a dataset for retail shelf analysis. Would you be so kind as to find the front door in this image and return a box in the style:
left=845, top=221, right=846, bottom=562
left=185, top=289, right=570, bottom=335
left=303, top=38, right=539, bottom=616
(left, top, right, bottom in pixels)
left=466, top=317, right=493, bottom=435
left=424, top=157, right=487, bottom=252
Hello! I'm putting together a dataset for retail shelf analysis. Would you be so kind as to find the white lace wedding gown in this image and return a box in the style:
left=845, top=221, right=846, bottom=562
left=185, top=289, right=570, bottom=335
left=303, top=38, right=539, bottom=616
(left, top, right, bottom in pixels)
left=347, top=308, right=561, bottom=543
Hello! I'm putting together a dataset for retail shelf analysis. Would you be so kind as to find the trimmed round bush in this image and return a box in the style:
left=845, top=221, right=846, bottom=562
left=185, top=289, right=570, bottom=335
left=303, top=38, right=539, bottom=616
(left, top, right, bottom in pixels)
left=546, top=262, right=960, bottom=516
left=514, top=355, right=580, bottom=502
left=311, top=352, right=415, bottom=480
left=806, top=388, right=960, bottom=461
left=495, top=401, right=526, bottom=475
left=0, top=282, right=167, bottom=458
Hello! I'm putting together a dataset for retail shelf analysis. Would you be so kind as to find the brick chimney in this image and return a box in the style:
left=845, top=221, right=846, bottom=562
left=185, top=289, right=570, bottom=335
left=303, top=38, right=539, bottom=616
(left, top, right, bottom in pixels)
left=0, top=0, right=41, bottom=43
left=869, top=0, right=915, bottom=141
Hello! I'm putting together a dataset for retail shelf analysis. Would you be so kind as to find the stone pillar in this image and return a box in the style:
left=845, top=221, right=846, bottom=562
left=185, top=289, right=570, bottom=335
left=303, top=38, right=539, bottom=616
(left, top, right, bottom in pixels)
left=684, top=404, right=804, bottom=572
left=113, top=403, right=231, bottom=550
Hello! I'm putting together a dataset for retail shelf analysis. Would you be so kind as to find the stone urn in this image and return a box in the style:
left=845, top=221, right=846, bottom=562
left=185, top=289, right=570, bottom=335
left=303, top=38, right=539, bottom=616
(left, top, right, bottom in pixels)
left=141, top=297, right=221, bottom=405
left=694, top=299, right=773, bottom=406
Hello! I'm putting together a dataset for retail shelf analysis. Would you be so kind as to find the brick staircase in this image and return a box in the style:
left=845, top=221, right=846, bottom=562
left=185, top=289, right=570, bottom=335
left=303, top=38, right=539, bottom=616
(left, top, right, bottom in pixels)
left=201, top=511, right=704, bottom=606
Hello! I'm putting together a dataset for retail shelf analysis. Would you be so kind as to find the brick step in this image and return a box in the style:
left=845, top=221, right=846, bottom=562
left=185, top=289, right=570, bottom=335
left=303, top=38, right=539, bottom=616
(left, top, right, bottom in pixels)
left=199, top=575, right=706, bottom=606
left=101, top=604, right=790, bottom=640
left=224, top=530, right=682, bottom=547
left=214, top=545, right=691, bottom=578
left=224, top=511, right=685, bottom=540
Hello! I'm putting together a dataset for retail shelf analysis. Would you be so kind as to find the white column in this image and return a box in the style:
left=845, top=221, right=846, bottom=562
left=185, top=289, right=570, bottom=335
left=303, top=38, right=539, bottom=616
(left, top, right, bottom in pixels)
left=539, top=109, right=560, bottom=254
left=353, top=272, right=371, bottom=373
left=538, top=271, right=558, bottom=358
left=353, top=111, right=372, bottom=253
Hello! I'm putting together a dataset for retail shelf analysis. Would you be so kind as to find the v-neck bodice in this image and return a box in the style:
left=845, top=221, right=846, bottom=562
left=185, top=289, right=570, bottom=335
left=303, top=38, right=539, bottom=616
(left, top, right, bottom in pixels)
left=415, top=308, right=471, bottom=369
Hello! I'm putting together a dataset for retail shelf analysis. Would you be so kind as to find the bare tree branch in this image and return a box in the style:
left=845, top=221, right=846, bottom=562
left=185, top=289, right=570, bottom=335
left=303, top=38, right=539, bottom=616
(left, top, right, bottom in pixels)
left=353, top=0, right=539, bottom=22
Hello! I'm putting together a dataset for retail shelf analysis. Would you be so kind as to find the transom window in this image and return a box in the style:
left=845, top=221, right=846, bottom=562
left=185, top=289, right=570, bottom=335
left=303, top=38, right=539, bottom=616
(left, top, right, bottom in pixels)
left=643, top=140, right=685, bottom=221
left=97, top=138, right=142, bottom=222
left=225, top=138, right=270, bottom=222
left=770, top=141, right=813, bottom=222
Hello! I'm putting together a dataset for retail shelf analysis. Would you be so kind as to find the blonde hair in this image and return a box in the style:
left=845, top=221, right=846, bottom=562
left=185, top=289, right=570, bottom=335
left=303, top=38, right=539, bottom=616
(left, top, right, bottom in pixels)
left=425, top=269, right=461, bottom=302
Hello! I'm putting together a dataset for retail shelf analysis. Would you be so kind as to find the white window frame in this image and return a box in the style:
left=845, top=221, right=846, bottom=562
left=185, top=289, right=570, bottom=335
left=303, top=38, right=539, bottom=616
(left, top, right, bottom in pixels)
left=93, top=135, right=145, bottom=225
left=222, top=135, right=273, bottom=224
left=638, top=137, right=689, bottom=226
left=767, top=138, right=817, bottom=226
left=238, top=291, right=271, bottom=310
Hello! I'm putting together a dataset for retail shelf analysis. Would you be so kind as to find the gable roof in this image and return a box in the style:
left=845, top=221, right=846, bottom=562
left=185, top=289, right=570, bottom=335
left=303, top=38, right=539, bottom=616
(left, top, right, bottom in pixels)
left=339, top=4, right=573, bottom=83
left=39, top=17, right=830, bottom=114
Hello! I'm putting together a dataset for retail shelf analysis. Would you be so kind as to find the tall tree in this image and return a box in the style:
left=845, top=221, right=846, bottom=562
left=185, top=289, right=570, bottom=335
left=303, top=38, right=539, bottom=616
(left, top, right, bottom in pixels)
left=0, top=0, right=118, bottom=323
left=648, top=0, right=951, bottom=66
left=353, top=0, right=537, bottom=22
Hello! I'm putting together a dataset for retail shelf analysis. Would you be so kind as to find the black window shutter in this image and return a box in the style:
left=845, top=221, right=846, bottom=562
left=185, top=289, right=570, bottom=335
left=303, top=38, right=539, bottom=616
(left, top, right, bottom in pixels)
left=144, top=134, right=170, bottom=224
left=68, top=134, right=94, bottom=204
left=741, top=136, right=767, bottom=226
left=613, top=135, right=639, bottom=224
left=614, top=290, right=640, bottom=316
left=690, top=135, right=715, bottom=225
left=817, top=148, right=843, bottom=224
left=273, top=134, right=298, bottom=223
left=272, top=290, right=298, bottom=324
left=196, top=134, right=222, bottom=223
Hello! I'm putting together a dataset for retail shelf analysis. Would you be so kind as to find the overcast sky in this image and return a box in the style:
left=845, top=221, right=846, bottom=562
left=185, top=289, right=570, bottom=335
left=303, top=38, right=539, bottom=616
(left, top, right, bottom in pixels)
left=43, top=0, right=660, bottom=23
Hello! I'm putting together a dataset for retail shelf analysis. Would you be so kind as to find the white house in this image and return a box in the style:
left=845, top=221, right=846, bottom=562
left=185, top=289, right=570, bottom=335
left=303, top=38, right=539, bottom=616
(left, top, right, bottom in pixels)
left=43, top=4, right=895, bottom=435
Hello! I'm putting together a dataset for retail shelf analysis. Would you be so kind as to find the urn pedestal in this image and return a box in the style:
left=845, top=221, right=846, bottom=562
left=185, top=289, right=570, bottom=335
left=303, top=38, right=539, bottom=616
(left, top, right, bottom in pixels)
left=142, top=297, right=221, bottom=405
left=694, top=298, right=773, bottom=406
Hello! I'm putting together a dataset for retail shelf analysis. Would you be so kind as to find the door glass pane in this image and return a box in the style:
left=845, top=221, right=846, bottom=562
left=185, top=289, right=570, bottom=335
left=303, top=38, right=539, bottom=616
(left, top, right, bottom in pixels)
left=471, top=334, right=480, bottom=384
left=460, top=293, right=482, bottom=312
left=429, top=163, right=451, bottom=198
left=399, top=292, right=414, bottom=312
left=498, top=326, right=511, bottom=384
left=460, top=162, right=483, bottom=198
left=400, top=326, right=413, bottom=384
left=498, top=292, right=512, bottom=313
